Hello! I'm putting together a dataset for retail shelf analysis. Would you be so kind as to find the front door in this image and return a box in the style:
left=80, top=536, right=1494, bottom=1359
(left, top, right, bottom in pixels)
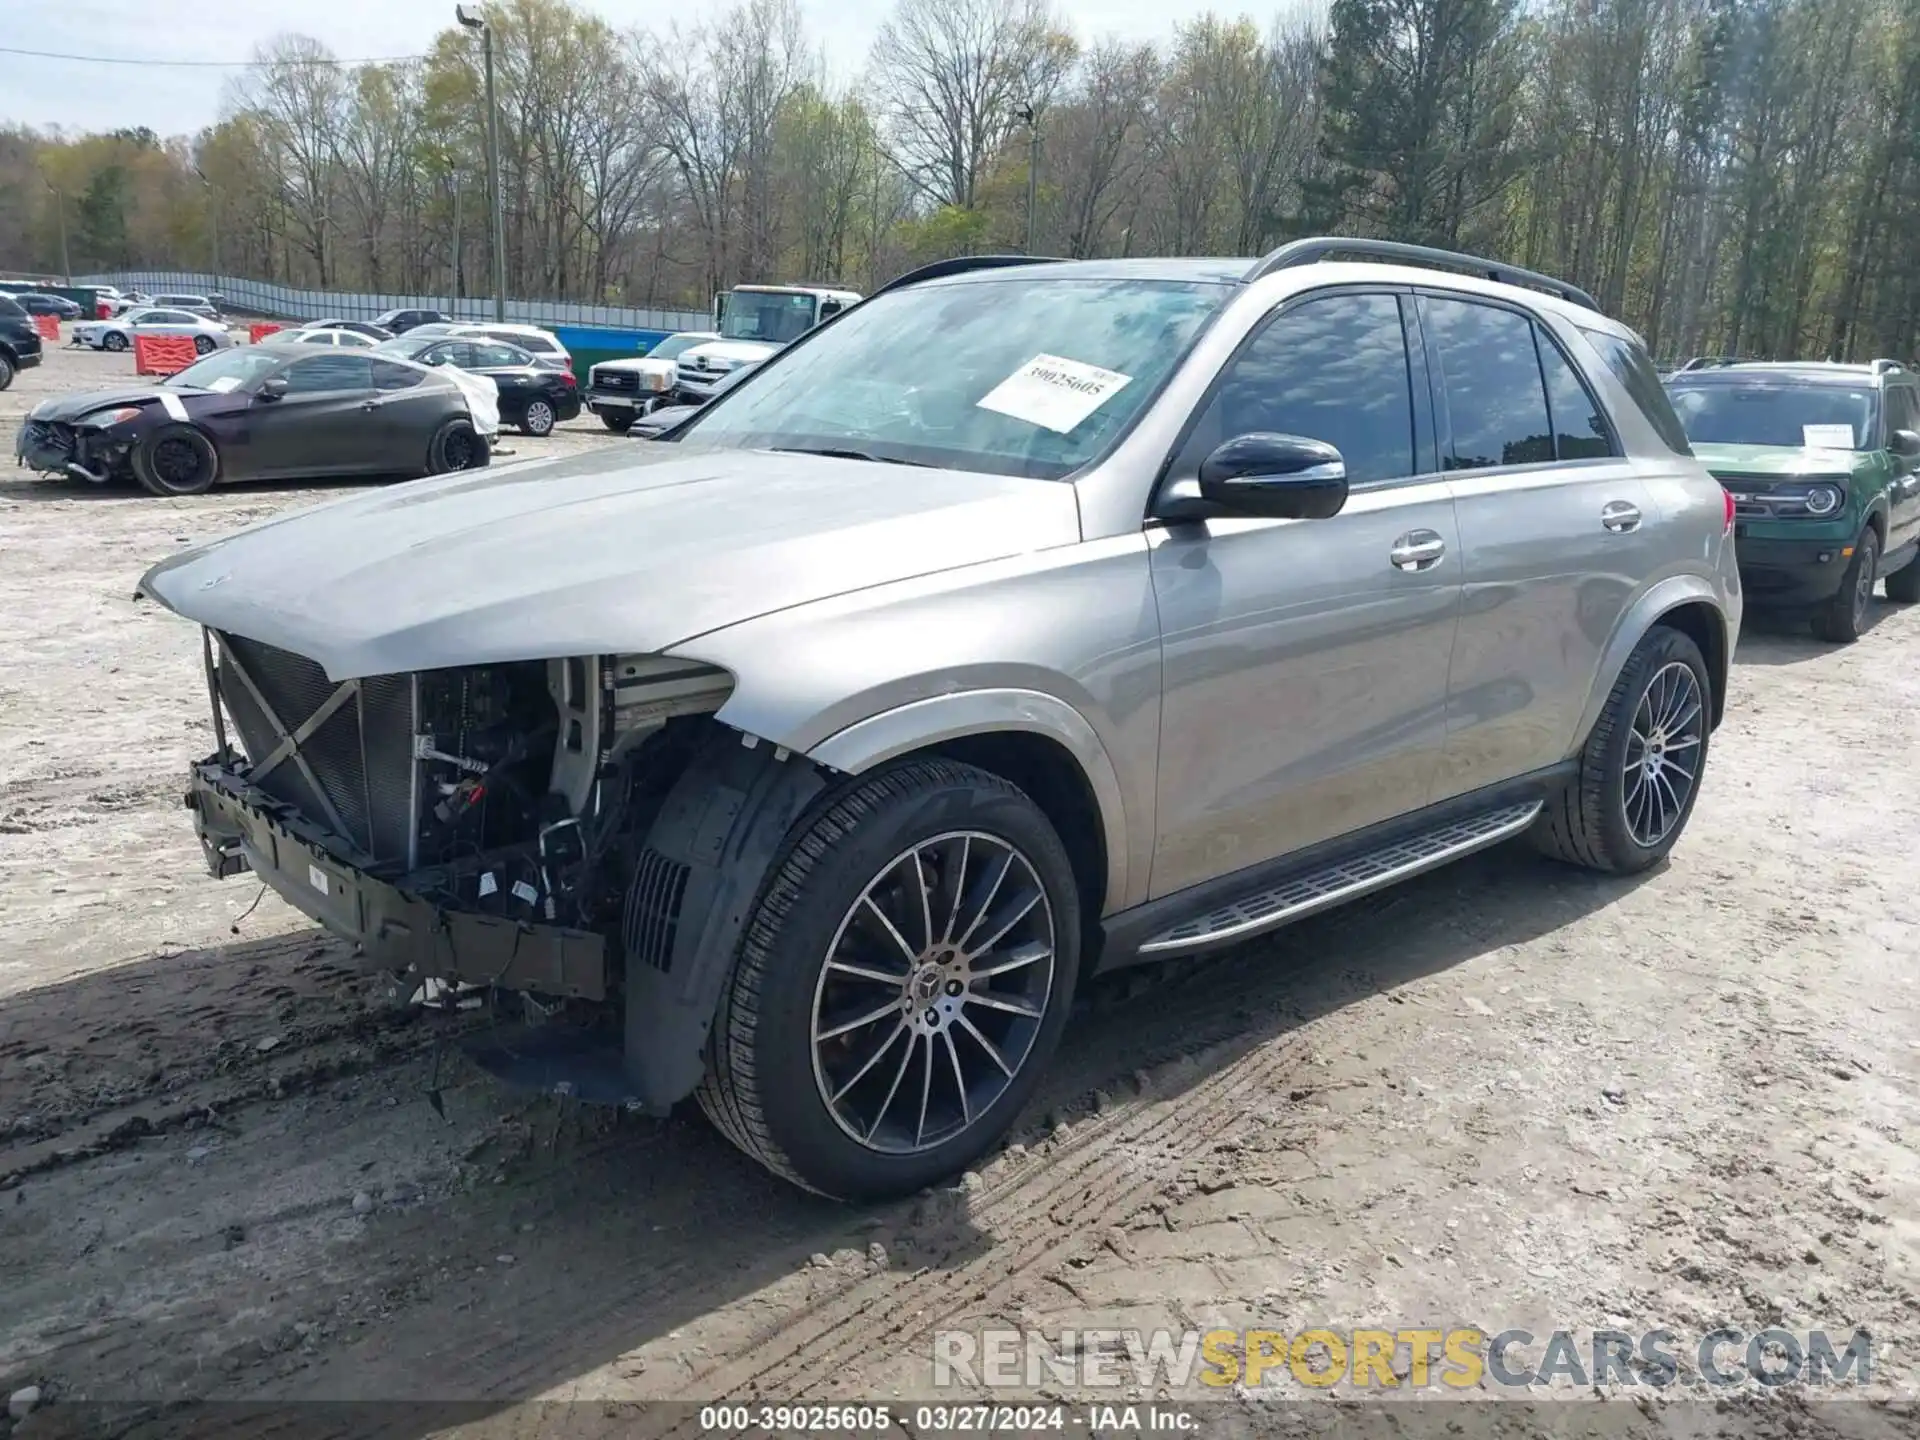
left=241, top=352, right=382, bottom=477
left=1882, top=383, right=1920, bottom=554
left=1148, top=289, right=1463, bottom=899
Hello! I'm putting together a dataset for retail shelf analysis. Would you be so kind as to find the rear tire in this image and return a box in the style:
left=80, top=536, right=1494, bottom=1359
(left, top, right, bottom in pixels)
left=131, top=425, right=218, bottom=497
left=1811, top=527, right=1877, bottom=642
left=0, top=353, right=13, bottom=391
left=697, top=759, right=1081, bottom=1200
left=193, top=334, right=215, bottom=355
left=1531, top=625, right=1711, bottom=875
left=599, top=411, right=634, bottom=433
left=1883, top=551, right=1920, bottom=604
left=521, top=400, right=557, bottom=437
left=425, top=418, right=488, bottom=475
left=102, top=331, right=128, bottom=352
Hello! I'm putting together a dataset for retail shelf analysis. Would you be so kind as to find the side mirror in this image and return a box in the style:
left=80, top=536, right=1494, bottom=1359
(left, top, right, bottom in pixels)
left=1187, top=433, right=1350, bottom=519
left=256, top=376, right=289, bottom=402
left=1891, top=429, right=1920, bottom=459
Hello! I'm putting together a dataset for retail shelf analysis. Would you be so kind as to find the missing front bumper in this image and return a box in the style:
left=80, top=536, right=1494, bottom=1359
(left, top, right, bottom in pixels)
left=188, top=761, right=607, bottom=999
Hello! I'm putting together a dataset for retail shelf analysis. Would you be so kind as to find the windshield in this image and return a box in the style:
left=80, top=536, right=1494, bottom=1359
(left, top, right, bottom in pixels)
left=719, top=291, right=821, bottom=345
left=1666, top=380, right=1878, bottom=449
left=165, top=348, right=283, bottom=391
left=682, top=277, right=1228, bottom=479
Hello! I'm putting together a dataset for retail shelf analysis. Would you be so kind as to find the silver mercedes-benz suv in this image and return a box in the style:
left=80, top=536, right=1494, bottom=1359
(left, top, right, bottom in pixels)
left=139, top=238, right=1741, bottom=1199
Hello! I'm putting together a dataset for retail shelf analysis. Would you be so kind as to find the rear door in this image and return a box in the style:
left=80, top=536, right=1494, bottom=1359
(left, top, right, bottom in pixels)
left=470, top=342, right=537, bottom=418
left=242, top=352, right=382, bottom=476
left=1421, top=292, right=1661, bottom=798
left=365, top=359, right=453, bottom=470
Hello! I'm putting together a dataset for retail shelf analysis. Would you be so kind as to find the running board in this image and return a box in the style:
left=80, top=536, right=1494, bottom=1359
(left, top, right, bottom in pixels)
left=1138, top=802, right=1543, bottom=956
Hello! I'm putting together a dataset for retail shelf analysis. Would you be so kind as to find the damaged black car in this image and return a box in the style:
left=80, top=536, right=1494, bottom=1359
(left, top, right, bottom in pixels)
left=14, top=345, right=489, bottom=496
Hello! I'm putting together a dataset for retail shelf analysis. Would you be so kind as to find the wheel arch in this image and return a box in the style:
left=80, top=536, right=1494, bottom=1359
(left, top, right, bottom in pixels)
left=1571, top=578, right=1732, bottom=752
left=805, top=690, right=1129, bottom=924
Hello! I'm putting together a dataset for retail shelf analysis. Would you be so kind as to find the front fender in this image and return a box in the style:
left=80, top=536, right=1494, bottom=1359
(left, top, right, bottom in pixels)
left=807, top=687, right=1131, bottom=911
left=1569, top=573, right=1732, bottom=753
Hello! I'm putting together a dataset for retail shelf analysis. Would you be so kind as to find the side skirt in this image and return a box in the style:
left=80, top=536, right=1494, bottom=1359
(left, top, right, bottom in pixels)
left=1094, top=763, right=1576, bottom=973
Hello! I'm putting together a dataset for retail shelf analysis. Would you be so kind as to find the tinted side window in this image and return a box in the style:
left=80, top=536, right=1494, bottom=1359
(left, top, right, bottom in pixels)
left=1191, top=292, right=1416, bottom=484
left=429, top=342, right=473, bottom=367
left=1422, top=296, right=1553, bottom=469
left=372, top=360, right=422, bottom=391
left=1535, top=330, right=1615, bottom=460
left=1578, top=326, right=1693, bottom=455
left=284, top=354, right=374, bottom=393
left=516, top=334, right=557, bottom=354
left=474, top=343, right=526, bottom=368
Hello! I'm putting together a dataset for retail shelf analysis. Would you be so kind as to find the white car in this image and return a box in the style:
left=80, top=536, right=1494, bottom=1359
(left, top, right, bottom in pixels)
left=449, top=322, right=571, bottom=374
left=71, top=307, right=236, bottom=354
left=584, top=330, right=719, bottom=429
left=273, top=327, right=380, bottom=349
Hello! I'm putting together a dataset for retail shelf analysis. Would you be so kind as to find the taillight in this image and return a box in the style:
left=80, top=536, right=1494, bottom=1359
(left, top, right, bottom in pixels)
left=1723, top=487, right=1736, bottom=535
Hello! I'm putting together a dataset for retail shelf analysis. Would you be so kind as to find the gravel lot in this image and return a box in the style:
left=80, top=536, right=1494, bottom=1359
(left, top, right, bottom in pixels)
left=3, top=340, right=1919, bottom=1434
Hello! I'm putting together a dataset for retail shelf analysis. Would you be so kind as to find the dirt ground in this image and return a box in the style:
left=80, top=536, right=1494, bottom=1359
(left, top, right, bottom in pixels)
left=3, top=341, right=1919, bottom=1436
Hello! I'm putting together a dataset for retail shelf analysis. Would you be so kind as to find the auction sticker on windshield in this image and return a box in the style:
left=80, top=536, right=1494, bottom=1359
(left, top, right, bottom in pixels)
left=977, top=354, right=1132, bottom=434
left=1803, top=423, right=1854, bottom=449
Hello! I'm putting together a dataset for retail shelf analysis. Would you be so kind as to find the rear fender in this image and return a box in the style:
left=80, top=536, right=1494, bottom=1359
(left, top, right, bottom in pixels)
left=1569, top=575, right=1730, bottom=750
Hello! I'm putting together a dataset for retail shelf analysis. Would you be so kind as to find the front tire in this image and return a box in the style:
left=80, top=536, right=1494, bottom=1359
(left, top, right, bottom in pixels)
left=1812, top=527, right=1878, bottom=643
left=193, top=334, right=215, bottom=355
left=599, top=410, right=634, bottom=433
left=131, top=425, right=219, bottom=496
left=697, top=759, right=1081, bottom=1200
left=0, top=353, right=13, bottom=390
left=521, top=400, right=557, bottom=437
left=1531, top=625, right=1711, bottom=875
left=102, top=331, right=128, bottom=352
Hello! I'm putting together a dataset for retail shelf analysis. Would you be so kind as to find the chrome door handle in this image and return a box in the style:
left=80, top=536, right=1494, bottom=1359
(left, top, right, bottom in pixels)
left=1389, top=530, right=1446, bottom=571
left=1601, top=501, right=1641, bottom=533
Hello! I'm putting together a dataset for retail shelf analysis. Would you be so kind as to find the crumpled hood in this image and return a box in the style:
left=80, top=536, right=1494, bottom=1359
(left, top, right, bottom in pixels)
left=137, top=444, right=1082, bottom=679
left=28, top=386, right=184, bottom=423
left=1692, top=442, right=1860, bottom=476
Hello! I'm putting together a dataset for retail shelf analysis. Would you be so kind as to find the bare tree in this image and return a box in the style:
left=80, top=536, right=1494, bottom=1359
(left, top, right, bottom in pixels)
left=241, top=35, right=348, bottom=283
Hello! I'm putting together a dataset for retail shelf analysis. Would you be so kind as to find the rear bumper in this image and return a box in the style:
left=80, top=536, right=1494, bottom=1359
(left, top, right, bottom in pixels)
left=188, top=760, right=607, bottom=999
left=1734, top=531, right=1854, bottom=606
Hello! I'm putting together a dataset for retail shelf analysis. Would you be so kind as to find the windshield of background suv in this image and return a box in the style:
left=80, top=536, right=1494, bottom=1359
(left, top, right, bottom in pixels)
left=719, top=292, right=822, bottom=346
left=164, top=348, right=284, bottom=391
left=682, top=277, right=1228, bottom=479
left=1665, top=380, right=1877, bottom=449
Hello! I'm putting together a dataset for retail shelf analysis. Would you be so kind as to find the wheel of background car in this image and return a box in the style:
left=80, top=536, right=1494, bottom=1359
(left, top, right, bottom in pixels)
left=521, top=400, right=556, bottom=436
left=1812, top=526, right=1878, bottom=644
left=1884, top=552, right=1920, bottom=604
left=102, top=331, right=127, bottom=352
left=1529, top=624, right=1711, bottom=876
left=193, top=334, right=215, bottom=355
left=696, top=758, right=1081, bottom=1200
left=600, top=411, right=634, bottom=433
left=425, top=417, right=486, bottom=475
left=0, top=352, right=13, bottom=391
left=132, top=424, right=219, bottom=497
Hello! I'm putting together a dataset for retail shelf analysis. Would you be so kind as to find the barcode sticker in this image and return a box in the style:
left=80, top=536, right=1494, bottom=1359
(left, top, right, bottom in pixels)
left=307, top=864, right=328, bottom=896
left=511, top=880, right=539, bottom=905
left=477, top=872, right=498, bottom=898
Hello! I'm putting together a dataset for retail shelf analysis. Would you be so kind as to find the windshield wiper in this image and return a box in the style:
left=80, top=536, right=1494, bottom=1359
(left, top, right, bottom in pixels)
left=770, top=445, right=929, bottom=467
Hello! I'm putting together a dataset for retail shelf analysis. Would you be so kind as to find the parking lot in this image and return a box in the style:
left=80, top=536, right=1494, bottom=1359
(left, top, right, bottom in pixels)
left=3, top=339, right=1920, bottom=1419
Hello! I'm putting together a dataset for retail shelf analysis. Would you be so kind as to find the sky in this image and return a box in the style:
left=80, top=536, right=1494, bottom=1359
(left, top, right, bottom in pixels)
left=7, top=0, right=1194, bottom=137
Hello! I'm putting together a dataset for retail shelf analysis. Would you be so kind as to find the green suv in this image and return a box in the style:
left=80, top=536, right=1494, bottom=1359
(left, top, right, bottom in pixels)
left=1664, top=359, right=1920, bottom=641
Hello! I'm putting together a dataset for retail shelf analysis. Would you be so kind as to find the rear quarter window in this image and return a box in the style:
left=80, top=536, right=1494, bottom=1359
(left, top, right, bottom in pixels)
left=1579, top=326, right=1692, bottom=455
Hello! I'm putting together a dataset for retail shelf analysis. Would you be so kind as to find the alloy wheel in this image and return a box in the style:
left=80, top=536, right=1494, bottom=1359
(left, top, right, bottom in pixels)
left=810, top=831, right=1055, bottom=1156
left=1621, top=660, right=1704, bottom=848
left=1852, top=537, right=1876, bottom=628
left=525, top=401, right=555, bottom=435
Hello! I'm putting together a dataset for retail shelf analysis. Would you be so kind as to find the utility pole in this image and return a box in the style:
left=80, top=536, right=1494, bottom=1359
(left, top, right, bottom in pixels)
left=193, top=166, right=219, bottom=276
left=457, top=5, right=509, bottom=321
left=451, top=168, right=463, bottom=305
left=1017, top=104, right=1040, bottom=255
left=41, top=176, right=71, bottom=285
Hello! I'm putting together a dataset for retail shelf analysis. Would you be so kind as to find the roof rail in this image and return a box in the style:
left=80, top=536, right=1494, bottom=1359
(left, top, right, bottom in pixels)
left=1679, top=355, right=1741, bottom=371
left=1243, top=236, right=1601, bottom=312
left=873, top=254, right=1067, bottom=298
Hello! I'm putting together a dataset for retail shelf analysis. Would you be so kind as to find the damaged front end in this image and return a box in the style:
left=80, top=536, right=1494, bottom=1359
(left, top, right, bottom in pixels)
left=15, top=412, right=136, bottom=483
left=186, top=628, right=798, bottom=1101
